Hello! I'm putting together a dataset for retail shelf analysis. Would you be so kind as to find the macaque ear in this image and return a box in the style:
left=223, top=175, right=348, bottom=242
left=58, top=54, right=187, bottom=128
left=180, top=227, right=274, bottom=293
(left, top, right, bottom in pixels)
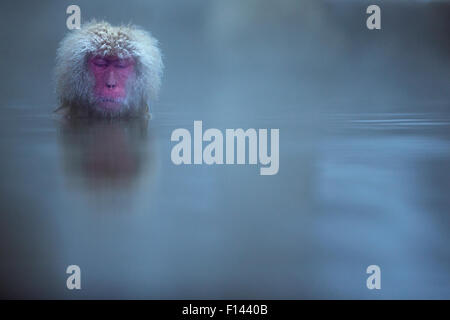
left=54, top=20, right=163, bottom=118
left=54, top=104, right=68, bottom=114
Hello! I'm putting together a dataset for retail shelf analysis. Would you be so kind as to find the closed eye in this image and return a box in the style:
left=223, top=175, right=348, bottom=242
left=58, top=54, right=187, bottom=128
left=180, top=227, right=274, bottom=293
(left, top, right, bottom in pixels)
left=115, top=62, right=129, bottom=68
left=92, top=59, right=108, bottom=67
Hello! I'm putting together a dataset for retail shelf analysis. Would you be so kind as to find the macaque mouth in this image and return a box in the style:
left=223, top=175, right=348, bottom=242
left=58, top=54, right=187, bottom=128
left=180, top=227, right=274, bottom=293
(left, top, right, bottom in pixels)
left=96, top=96, right=126, bottom=111
left=99, top=97, right=122, bottom=103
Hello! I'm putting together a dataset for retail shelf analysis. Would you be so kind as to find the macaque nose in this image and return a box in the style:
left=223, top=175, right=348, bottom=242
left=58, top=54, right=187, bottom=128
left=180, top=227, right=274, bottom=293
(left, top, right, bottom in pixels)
left=106, top=71, right=117, bottom=89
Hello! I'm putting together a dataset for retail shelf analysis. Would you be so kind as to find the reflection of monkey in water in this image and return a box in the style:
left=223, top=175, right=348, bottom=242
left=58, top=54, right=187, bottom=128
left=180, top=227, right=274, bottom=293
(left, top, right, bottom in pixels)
left=59, top=118, right=155, bottom=190
left=55, top=21, right=163, bottom=118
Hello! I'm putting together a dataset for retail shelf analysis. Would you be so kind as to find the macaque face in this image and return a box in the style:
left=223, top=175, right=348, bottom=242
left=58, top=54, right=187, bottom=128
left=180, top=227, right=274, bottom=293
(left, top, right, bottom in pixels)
left=88, top=55, right=135, bottom=111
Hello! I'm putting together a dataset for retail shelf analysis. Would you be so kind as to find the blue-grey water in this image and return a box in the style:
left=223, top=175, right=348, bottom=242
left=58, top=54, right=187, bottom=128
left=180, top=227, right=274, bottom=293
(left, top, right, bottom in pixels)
left=1, top=109, right=449, bottom=299
left=0, top=0, right=449, bottom=299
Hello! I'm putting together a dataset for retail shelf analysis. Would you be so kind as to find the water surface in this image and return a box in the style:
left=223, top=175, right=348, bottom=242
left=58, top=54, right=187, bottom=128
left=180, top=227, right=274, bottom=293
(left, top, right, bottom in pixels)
left=1, top=107, right=448, bottom=299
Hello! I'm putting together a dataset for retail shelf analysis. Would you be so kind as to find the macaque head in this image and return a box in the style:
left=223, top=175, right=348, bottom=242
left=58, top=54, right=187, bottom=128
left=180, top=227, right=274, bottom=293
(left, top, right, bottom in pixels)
left=55, top=21, right=163, bottom=117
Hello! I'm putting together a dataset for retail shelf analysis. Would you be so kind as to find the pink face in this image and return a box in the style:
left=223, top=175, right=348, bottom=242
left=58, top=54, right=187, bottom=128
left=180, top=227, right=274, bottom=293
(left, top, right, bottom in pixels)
left=88, top=55, right=135, bottom=111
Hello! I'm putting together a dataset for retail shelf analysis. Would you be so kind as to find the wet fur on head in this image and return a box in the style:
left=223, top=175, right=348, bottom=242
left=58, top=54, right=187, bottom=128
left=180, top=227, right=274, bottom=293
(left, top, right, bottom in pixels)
left=55, top=20, right=163, bottom=117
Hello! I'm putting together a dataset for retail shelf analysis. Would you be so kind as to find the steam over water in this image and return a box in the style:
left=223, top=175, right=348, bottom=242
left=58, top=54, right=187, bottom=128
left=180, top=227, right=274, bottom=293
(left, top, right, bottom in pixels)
left=0, top=0, right=449, bottom=298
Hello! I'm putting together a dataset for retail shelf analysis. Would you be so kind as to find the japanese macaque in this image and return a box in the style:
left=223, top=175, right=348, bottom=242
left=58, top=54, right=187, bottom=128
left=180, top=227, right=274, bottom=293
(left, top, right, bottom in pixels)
left=55, top=21, right=163, bottom=118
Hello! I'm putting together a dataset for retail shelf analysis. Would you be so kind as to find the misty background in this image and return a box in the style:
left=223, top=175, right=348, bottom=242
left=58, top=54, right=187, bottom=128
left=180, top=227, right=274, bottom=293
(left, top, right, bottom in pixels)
left=0, top=0, right=449, bottom=299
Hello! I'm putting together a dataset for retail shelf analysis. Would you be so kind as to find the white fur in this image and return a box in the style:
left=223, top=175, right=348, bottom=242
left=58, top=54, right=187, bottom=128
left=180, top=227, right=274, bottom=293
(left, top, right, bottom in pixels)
left=55, top=20, right=163, bottom=116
